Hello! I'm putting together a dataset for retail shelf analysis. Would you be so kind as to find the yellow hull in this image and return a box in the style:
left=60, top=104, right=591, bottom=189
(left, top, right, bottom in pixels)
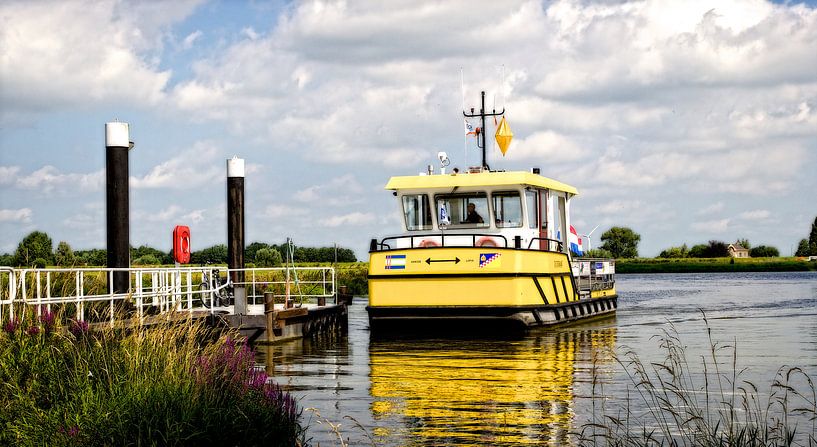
left=367, top=247, right=617, bottom=329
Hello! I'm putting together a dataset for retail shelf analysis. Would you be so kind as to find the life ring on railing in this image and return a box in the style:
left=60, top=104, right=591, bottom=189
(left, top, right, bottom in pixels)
left=418, top=239, right=440, bottom=248
left=476, top=237, right=499, bottom=247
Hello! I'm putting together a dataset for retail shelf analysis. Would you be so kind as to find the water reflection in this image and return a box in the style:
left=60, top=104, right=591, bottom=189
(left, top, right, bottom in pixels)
left=368, top=323, right=617, bottom=445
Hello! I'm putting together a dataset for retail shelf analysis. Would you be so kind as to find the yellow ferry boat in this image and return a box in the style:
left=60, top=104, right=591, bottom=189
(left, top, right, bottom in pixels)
left=366, top=92, right=617, bottom=332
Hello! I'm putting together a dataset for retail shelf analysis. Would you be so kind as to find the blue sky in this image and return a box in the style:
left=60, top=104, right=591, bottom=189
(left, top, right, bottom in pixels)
left=1, top=0, right=816, bottom=258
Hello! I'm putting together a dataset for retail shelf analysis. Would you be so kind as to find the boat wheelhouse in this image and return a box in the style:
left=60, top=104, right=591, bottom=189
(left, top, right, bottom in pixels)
left=367, top=168, right=617, bottom=332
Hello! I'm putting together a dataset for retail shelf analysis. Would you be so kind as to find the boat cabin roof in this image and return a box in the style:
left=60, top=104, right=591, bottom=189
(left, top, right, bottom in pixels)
left=385, top=171, right=578, bottom=195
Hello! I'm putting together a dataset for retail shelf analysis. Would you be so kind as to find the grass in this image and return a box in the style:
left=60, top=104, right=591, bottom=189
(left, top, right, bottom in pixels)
left=615, top=257, right=817, bottom=273
left=576, top=311, right=817, bottom=446
left=0, top=310, right=306, bottom=446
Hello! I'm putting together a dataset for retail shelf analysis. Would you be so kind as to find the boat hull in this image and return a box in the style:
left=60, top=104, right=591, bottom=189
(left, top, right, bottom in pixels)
left=367, top=247, right=616, bottom=332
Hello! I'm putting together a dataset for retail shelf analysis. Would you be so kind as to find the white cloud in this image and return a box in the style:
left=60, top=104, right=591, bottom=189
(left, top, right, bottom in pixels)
left=130, top=142, right=222, bottom=189
left=0, top=208, right=32, bottom=223
left=0, top=167, right=20, bottom=185
left=321, top=212, right=376, bottom=228
left=182, top=30, right=203, bottom=50
left=692, top=218, right=730, bottom=232
left=0, top=0, right=202, bottom=123
left=262, top=205, right=308, bottom=220
left=15, top=166, right=104, bottom=193
left=294, top=174, right=365, bottom=205
left=697, top=202, right=724, bottom=216
left=738, top=209, right=770, bottom=220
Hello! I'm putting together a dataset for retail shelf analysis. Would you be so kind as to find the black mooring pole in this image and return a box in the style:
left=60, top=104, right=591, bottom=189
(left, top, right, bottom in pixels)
left=227, top=157, right=247, bottom=314
left=105, top=122, right=131, bottom=294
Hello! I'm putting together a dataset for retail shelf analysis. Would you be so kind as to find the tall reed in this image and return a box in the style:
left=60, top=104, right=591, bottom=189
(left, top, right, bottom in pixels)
left=576, top=311, right=817, bottom=446
left=0, top=311, right=306, bottom=446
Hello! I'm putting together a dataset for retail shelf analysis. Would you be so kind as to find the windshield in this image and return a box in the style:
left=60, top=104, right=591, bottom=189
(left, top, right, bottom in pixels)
left=434, top=193, right=489, bottom=229
left=402, top=194, right=432, bottom=231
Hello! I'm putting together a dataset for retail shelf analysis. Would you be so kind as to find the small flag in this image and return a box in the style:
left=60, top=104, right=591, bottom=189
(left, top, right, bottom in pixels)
left=495, top=116, right=513, bottom=156
left=464, top=120, right=476, bottom=136
left=569, top=225, right=583, bottom=256
left=479, top=253, right=501, bottom=268
left=385, top=255, right=406, bottom=270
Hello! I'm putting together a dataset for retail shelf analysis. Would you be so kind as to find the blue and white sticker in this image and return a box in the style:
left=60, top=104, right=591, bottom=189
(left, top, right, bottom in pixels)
left=385, top=255, right=406, bottom=270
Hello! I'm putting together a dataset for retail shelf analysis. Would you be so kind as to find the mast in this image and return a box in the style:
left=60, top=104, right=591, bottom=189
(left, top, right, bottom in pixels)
left=463, top=91, right=504, bottom=170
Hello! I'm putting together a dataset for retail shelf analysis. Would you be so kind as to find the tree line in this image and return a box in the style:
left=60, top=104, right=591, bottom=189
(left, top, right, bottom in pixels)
left=1, top=231, right=357, bottom=268
left=579, top=216, right=817, bottom=259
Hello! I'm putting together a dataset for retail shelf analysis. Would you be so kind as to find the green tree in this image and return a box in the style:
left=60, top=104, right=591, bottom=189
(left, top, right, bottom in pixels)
left=55, top=241, right=76, bottom=266
left=735, top=238, right=750, bottom=249
left=795, top=238, right=810, bottom=257
left=749, top=245, right=779, bottom=257
left=245, top=242, right=271, bottom=263
left=702, top=240, right=729, bottom=258
left=76, top=249, right=107, bottom=266
left=599, top=227, right=640, bottom=258
left=191, top=244, right=228, bottom=264
left=658, top=244, right=688, bottom=258
left=582, top=248, right=613, bottom=258
left=810, top=216, right=817, bottom=256
left=0, top=253, right=14, bottom=266
left=131, top=245, right=172, bottom=264
left=255, top=248, right=282, bottom=267
left=133, top=254, right=161, bottom=265
left=688, top=244, right=708, bottom=258
left=14, top=231, right=54, bottom=267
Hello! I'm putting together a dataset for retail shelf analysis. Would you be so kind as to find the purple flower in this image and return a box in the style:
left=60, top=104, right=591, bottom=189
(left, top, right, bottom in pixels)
left=2, top=319, right=19, bottom=334
left=39, top=308, right=56, bottom=334
left=69, top=320, right=89, bottom=338
left=26, top=326, right=40, bottom=336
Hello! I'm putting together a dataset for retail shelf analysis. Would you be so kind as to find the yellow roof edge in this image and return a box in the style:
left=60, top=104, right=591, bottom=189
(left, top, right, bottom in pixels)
left=384, top=171, right=578, bottom=195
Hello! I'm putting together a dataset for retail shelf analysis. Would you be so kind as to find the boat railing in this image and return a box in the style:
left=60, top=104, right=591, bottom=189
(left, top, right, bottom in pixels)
left=371, top=234, right=566, bottom=252
left=374, top=233, right=510, bottom=251
left=526, top=238, right=564, bottom=252
left=571, top=258, right=616, bottom=294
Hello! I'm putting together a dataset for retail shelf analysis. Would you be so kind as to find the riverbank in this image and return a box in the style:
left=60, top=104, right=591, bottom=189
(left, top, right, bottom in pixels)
left=614, top=257, right=817, bottom=273
left=0, top=314, right=305, bottom=446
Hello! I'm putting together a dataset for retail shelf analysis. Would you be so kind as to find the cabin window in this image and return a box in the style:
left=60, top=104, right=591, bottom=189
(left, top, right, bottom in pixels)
left=401, top=194, right=432, bottom=231
left=493, top=191, right=523, bottom=228
left=525, top=190, right=538, bottom=229
left=434, top=193, right=489, bottom=229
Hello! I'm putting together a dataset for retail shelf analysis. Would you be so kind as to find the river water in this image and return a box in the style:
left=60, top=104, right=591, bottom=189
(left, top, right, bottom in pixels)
left=257, top=272, right=817, bottom=446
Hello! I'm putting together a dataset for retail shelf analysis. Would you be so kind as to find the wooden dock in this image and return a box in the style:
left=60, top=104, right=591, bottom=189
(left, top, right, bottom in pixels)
left=223, top=302, right=348, bottom=344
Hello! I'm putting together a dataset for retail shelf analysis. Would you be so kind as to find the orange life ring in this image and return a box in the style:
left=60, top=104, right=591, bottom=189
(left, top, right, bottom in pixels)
left=418, top=239, right=440, bottom=248
left=476, top=237, right=498, bottom=247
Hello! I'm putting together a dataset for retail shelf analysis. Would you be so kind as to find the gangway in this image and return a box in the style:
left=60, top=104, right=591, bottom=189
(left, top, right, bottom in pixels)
left=0, top=266, right=336, bottom=327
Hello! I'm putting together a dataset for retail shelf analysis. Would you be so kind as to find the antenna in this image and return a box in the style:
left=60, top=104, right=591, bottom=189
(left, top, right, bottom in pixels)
left=463, top=91, right=504, bottom=170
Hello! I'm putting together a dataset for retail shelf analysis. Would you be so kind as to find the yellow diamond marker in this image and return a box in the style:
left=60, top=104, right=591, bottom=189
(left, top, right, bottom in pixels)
left=495, top=116, right=513, bottom=156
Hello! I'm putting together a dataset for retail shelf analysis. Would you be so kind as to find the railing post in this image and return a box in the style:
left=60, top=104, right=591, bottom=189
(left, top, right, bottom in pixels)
left=46, top=271, right=51, bottom=313
left=137, top=271, right=144, bottom=324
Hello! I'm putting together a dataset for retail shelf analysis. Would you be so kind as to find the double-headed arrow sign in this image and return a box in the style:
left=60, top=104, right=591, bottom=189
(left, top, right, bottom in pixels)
left=425, top=257, right=460, bottom=265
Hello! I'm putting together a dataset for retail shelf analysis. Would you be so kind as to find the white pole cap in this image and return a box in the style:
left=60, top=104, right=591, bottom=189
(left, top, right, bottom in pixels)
left=105, top=122, right=130, bottom=148
left=227, top=156, right=245, bottom=178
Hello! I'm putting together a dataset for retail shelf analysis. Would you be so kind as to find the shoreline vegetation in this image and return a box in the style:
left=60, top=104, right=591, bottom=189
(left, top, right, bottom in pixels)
left=576, top=312, right=817, bottom=446
left=613, top=256, right=817, bottom=274
left=0, top=312, right=306, bottom=446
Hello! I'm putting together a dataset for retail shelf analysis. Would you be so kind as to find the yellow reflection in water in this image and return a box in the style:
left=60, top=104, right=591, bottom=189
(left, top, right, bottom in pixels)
left=369, top=325, right=617, bottom=445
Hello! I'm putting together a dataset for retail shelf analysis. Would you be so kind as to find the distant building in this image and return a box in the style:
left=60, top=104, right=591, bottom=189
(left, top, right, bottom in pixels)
left=727, top=243, right=750, bottom=258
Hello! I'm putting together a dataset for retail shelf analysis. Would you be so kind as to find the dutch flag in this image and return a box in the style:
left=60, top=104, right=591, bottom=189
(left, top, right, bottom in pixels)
left=569, top=225, right=583, bottom=256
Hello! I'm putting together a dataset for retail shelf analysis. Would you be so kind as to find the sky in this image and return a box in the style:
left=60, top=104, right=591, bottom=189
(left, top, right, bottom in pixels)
left=1, top=0, right=816, bottom=259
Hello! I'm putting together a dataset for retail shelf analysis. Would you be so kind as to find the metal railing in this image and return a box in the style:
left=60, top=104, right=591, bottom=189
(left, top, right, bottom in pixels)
left=571, top=258, right=616, bottom=295
left=0, top=265, right=335, bottom=325
left=228, top=267, right=335, bottom=305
